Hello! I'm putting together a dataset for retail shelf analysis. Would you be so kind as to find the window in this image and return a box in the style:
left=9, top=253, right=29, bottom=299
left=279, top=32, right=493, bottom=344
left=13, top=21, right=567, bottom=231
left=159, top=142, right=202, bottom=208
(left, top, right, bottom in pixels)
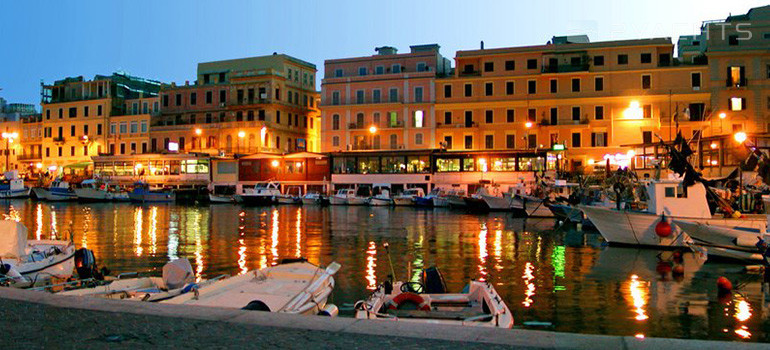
left=659, top=53, right=671, bottom=66
left=334, top=69, right=343, bottom=77
left=642, top=74, right=651, bottom=89
left=110, top=123, right=116, bottom=135
left=727, top=66, right=745, bottom=87
left=595, top=106, right=604, bottom=120
left=332, top=136, right=340, bottom=147
left=190, top=92, right=197, bottom=105
left=464, top=135, right=473, bottom=149
left=119, top=122, right=127, bottom=134
left=463, top=64, right=475, bottom=74
left=97, top=124, right=103, bottom=135
left=69, top=107, right=77, bottom=118
left=643, top=104, right=652, bottom=118
left=141, top=120, right=147, bottom=133
left=484, top=82, right=493, bottom=96
left=464, top=84, right=472, bottom=97
left=572, top=132, right=581, bottom=147
left=594, top=55, right=604, bottom=66
left=372, top=89, right=381, bottom=103
left=97, top=105, right=102, bottom=116
left=58, top=108, right=62, bottom=118
left=356, top=90, right=364, bottom=104
left=389, top=112, right=399, bottom=127
left=571, top=78, right=580, bottom=92
left=392, top=64, right=401, bottom=73
left=506, top=109, right=515, bottom=123
left=527, top=108, right=536, bottom=122
left=443, top=111, right=452, bottom=125
left=375, top=66, right=384, bottom=75
left=331, top=91, right=340, bottom=105
left=130, top=121, right=138, bottom=134
left=443, top=136, right=452, bottom=149
left=591, top=132, right=607, bottom=147
left=84, top=106, right=89, bottom=117
left=505, top=60, right=515, bottom=70
left=389, top=88, right=398, bottom=102
left=332, top=114, right=340, bottom=130
left=527, top=59, right=537, bottom=70
left=46, top=110, right=50, bottom=119
left=527, top=134, right=537, bottom=149
left=550, top=79, right=557, bottom=93
left=506, top=134, right=516, bottom=149
left=70, top=125, right=75, bottom=136
left=175, top=94, right=182, bottom=106
left=729, top=35, right=739, bottom=46
left=729, top=97, right=746, bottom=111
left=641, top=53, right=652, bottom=64
left=414, top=87, right=423, bottom=102
left=550, top=108, right=558, bottom=125
left=485, top=110, right=493, bottom=123
left=464, top=111, right=474, bottom=127
left=643, top=131, right=653, bottom=144
left=618, top=54, right=628, bottom=65
left=506, top=81, right=514, bottom=95
left=206, top=91, right=212, bottom=104
left=444, top=85, right=452, bottom=98
left=389, top=134, right=398, bottom=149
left=527, top=80, right=536, bottom=94
left=484, top=62, right=494, bottom=72
left=358, top=67, right=367, bottom=76
left=572, top=106, right=581, bottom=121
left=163, top=95, right=169, bottom=107
left=415, top=133, right=423, bottom=145
left=688, top=103, right=705, bottom=121
left=414, top=110, right=424, bottom=128
left=595, top=77, right=604, bottom=91
left=220, top=90, right=226, bottom=103
left=485, top=135, right=494, bottom=149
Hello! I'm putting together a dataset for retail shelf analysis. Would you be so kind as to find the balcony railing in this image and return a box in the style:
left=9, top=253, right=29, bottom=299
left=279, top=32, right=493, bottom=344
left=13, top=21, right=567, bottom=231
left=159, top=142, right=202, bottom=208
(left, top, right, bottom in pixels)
left=541, top=63, right=590, bottom=73
left=726, top=78, right=748, bottom=88
left=17, top=154, right=42, bottom=161
left=437, top=122, right=478, bottom=128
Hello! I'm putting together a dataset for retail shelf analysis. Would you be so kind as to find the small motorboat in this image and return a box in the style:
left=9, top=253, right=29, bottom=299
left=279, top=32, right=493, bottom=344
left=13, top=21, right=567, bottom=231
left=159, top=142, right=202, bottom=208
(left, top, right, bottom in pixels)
left=276, top=186, right=302, bottom=204
left=355, top=266, right=513, bottom=328
left=330, top=189, right=366, bottom=206
left=163, top=260, right=341, bottom=316
left=239, top=182, right=281, bottom=206
left=32, top=179, right=76, bottom=201
left=446, top=189, right=468, bottom=209
left=128, top=182, right=175, bottom=203
left=58, top=258, right=223, bottom=302
left=208, top=184, right=236, bottom=203
left=414, top=188, right=443, bottom=208
left=393, top=188, right=424, bottom=206
left=368, top=186, right=393, bottom=206
left=510, top=194, right=554, bottom=217
left=673, top=219, right=770, bottom=262
left=474, top=184, right=512, bottom=212
left=74, top=179, right=126, bottom=202
left=209, top=193, right=234, bottom=203
left=432, top=190, right=450, bottom=208
left=301, top=192, right=321, bottom=205
left=0, top=220, right=76, bottom=288
left=0, top=171, right=30, bottom=199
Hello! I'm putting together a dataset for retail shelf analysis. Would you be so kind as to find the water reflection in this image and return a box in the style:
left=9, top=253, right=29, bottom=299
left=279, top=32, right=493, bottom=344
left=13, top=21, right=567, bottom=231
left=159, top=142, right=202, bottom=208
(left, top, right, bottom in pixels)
left=1, top=202, right=768, bottom=342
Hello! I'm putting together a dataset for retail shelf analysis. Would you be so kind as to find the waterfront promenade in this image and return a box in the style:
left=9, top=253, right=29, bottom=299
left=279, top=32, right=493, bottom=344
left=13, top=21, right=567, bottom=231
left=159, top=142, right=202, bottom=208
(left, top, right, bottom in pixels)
left=0, top=287, right=765, bottom=349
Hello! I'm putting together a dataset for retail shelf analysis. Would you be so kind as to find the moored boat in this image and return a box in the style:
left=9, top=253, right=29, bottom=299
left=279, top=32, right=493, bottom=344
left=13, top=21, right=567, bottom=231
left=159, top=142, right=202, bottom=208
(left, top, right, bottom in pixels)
left=208, top=193, right=234, bottom=203
left=446, top=189, right=468, bottom=209
left=0, top=172, right=30, bottom=199
left=509, top=194, right=553, bottom=217
left=672, top=219, right=769, bottom=262
left=163, top=260, right=341, bottom=316
left=0, top=220, right=76, bottom=288
left=393, top=188, right=424, bottom=206
left=239, top=182, right=281, bottom=206
left=330, top=188, right=366, bottom=205
left=275, top=186, right=302, bottom=204
left=74, top=179, right=126, bottom=202
left=128, top=182, right=176, bottom=203
left=355, top=266, right=513, bottom=328
left=32, top=179, right=76, bottom=201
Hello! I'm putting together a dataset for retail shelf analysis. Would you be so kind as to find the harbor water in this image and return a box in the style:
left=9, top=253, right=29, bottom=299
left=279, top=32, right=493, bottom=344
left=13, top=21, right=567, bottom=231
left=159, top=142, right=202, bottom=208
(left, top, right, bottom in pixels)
left=2, top=200, right=768, bottom=342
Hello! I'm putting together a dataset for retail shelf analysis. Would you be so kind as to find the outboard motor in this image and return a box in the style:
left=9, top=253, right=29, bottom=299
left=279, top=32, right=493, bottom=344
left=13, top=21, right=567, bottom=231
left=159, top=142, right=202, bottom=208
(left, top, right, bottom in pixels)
left=422, top=266, right=447, bottom=294
left=74, top=248, right=102, bottom=280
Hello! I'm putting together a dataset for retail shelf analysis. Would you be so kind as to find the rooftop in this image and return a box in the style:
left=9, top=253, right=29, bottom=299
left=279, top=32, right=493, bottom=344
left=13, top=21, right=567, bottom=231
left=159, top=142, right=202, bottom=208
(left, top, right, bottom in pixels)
left=198, top=53, right=316, bottom=75
left=457, top=37, right=672, bottom=57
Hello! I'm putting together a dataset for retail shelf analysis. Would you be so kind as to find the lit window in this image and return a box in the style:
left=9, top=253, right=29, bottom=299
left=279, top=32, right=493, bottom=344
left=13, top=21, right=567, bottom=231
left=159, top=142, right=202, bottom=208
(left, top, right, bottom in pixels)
left=414, top=110, right=424, bottom=128
left=730, top=97, right=744, bottom=111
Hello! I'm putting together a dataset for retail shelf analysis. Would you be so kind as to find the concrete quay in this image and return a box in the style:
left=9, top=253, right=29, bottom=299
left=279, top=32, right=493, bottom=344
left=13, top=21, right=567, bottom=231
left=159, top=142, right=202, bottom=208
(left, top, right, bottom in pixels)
left=0, top=287, right=766, bottom=349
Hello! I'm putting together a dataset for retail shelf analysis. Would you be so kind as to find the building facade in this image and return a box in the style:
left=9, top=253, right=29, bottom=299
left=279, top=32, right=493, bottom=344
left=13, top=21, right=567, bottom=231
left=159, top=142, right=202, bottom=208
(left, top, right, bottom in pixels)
left=151, top=53, right=321, bottom=156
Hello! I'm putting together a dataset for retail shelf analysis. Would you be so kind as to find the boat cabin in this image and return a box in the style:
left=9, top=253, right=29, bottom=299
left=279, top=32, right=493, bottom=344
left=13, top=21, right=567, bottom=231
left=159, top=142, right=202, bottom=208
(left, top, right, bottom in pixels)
left=645, top=180, right=711, bottom=218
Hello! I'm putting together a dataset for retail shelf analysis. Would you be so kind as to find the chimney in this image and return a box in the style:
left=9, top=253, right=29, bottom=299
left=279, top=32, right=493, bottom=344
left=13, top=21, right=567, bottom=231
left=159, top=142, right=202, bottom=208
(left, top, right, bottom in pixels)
left=481, top=41, right=484, bottom=50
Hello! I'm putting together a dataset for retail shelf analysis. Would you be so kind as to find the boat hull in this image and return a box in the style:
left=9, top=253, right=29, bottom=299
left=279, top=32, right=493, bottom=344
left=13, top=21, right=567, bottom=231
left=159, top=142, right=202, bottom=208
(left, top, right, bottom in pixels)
left=432, top=197, right=449, bottom=208
left=464, top=197, right=490, bottom=212
left=511, top=196, right=553, bottom=217
left=0, top=188, right=30, bottom=199
left=673, top=219, right=769, bottom=262
left=413, top=197, right=434, bottom=207
left=276, top=196, right=299, bottom=204
left=447, top=195, right=467, bottom=208
left=208, top=194, right=233, bottom=203
left=480, top=194, right=512, bottom=211
left=368, top=197, right=393, bottom=206
left=346, top=197, right=367, bottom=206
left=128, top=192, right=176, bottom=203
left=33, top=187, right=76, bottom=201
left=74, top=188, right=114, bottom=202
left=393, top=197, right=414, bottom=206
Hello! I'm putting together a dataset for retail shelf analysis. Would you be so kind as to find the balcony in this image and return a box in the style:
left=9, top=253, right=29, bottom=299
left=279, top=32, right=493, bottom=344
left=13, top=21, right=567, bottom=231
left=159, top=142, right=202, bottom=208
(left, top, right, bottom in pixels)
left=348, top=123, right=365, bottom=130
left=541, top=63, right=589, bottom=73
left=17, top=154, right=42, bottom=161
left=726, top=78, right=748, bottom=88
left=437, top=122, right=478, bottom=128
left=53, top=137, right=66, bottom=144
left=232, top=98, right=271, bottom=106
left=458, top=70, right=481, bottom=77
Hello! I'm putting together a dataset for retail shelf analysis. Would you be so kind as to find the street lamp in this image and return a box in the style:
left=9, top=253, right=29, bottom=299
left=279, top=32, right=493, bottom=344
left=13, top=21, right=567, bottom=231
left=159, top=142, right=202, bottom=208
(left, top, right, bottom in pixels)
left=237, top=131, right=245, bottom=154
left=195, top=128, right=202, bottom=151
left=1, top=132, right=18, bottom=172
left=734, top=131, right=748, bottom=199
left=734, top=131, right=747, bottom=144
left=369, top=125, right=377, bottom=134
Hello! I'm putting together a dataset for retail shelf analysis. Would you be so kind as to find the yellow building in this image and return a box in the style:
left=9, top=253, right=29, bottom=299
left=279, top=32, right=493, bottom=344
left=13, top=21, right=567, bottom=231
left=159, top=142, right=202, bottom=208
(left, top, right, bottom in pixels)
left=40, top=73, right=161, bottom=175
left=151, top=53, right=320, bottom=156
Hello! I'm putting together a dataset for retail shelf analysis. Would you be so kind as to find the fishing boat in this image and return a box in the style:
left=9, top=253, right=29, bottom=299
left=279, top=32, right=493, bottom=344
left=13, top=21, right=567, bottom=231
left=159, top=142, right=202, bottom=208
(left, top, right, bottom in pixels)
left=128, top=182, right=176, bottom=203
left=672, top=219, right=769, bottom=262
left=580, top=180, right=765, bottom=248
left=330, top=188, right=366, bottom=205
left=0, top=220, right=76, bottom=288
left=368, top=186, right=393, bottom=206
left=393, top=188, right=425, bottom=206
left=32, top=179, right=76, bottom=201
left=355, top=266, right=513, bottom=328
left=446, top=189, right=468, bottom=209
left=74, top=179, right=126, bottom=202
left=163, top=260, right=341, bottom=316
left=509, top=194, right=553, bottom=217
left=301, top=192, right=322, bottom=205
left=58, top=259, right=224, bottom=302
left=548, top=203, right=585, bottom=223
left=0, top=172, right=30, bottom=199
left=275, top=186, right=302, bottom=204
left=471, top=184, right=512, bottom=212
left=239, top=182, right=281, bottom=206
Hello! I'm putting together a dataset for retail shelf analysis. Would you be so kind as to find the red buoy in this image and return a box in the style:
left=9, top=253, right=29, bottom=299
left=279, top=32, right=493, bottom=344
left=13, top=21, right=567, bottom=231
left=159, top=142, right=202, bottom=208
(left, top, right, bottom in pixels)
left=656, top=261, right=672, bottom=276
left=672, top=265, right=685, bottom=276
left=717, top=276, right=733, bottom=292
left=655, top=214, right=672, bottom=238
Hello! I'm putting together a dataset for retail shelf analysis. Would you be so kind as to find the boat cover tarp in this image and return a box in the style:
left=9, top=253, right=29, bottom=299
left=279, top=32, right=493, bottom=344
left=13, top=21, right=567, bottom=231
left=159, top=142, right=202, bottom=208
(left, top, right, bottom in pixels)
left=0, top=220, right=27, bottom=259
left=162, top=258, right=194, bottom=289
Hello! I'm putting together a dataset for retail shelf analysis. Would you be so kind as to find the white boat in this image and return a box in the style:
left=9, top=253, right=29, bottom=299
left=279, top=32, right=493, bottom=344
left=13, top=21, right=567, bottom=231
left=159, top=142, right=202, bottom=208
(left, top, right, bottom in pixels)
left=209, top=184, right=236, bottom=203
left=432, top=189, right=450, bottom=208
left=508, top=194, right=553, bottom=217
left=673, top=219, right=769, bottom=262
left=478, top=185, right=513, bottom=211
left=239, top=182, right=281, bottom=206
left=0, top=172, right=30, bottom=199
left=74, top=179, right=126, bottom=202
left=355, top=267, right=513, bottom=328
left=368, top=186, right=393, bottom=206
left=330, top=189, right=366, bottom=206
left=446, top=189, right=468, bottom=208
left=580, top=180, right=765, bottom=248
left=0, top=220, right=76, bottom=287
left=163, top=260, right=341, bottom=316
left=393, top=188, right=424, bottom=206
left=276, top=186, right=301, bottom=204
left=58, top=259, right=224, bottom=302
left=301, top=192, right=321, bottom=205
left=32, top=179, right=77, bottom=201
left=209, top=193, right=234, bottom=203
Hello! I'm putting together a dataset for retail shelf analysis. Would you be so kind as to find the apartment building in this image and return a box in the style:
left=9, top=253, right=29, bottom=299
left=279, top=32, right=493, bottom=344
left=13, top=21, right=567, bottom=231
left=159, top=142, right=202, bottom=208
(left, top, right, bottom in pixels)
left=39, top=73, right=160, bottom=174
left=321, top=44, right=451, bottom=152
left=151, top=53, right=320, bottom=156
left=436, top=36, right=710, bottom=172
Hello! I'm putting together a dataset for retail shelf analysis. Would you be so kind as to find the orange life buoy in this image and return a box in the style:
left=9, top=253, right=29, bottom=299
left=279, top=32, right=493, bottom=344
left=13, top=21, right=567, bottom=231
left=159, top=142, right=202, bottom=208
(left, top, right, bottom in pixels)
left=387, top=292, right=430, bottom=311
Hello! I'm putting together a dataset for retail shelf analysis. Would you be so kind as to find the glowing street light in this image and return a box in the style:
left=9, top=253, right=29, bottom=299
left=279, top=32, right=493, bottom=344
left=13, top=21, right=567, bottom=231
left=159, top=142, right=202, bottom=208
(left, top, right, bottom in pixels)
left=237, top=131, right=246, bottom=154
left=525, top=121, right=533, bottom=128
left=369, top=125, right=377, bottom=134
left=734, top=131, right=747, bottom=144
left=195, top=128, right=202, bottom=136
left=1, top=132, right=18, bottom=172
left=719, top=112, right=727, bottom=119
left=271, top=160, right=280, bottom=168
left=710, top=142, right=718, bottom=149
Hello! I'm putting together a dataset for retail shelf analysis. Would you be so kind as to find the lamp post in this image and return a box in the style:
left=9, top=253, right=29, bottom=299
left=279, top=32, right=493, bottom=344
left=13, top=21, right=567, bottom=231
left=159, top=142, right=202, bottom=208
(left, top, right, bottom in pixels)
left=369, top=125, right=377, bottom=149
left=734, top=131, right=747, bottom=200
left=524, top=121, right=533, bottom=150
left=195, top=128, right=202, bottom=151
left=237, top=131, right=245, bottom=154
left=719, top=112, right=726, bottom=134
left=1, top=132, right=18, bottom=172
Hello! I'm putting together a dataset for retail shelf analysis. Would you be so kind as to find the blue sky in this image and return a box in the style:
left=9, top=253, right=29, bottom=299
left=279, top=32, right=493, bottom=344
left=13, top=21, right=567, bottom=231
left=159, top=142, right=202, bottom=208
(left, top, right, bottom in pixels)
left=0, top=0, right=766, bottom=107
